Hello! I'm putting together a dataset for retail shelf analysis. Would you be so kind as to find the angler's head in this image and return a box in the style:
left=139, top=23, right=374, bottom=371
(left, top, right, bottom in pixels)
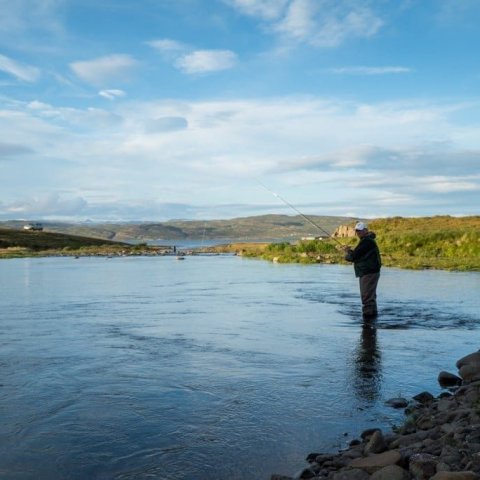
left=354, top=222, right=369, bottom=238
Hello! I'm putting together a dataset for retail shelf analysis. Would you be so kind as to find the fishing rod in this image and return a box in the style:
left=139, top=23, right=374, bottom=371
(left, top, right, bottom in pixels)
left=255, top=179, right=345, bottom=247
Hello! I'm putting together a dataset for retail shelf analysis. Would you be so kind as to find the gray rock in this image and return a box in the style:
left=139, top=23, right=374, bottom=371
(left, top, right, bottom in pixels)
left=364, top=430, right=387, bottom=455
left=349, top=450, right=402, bottom=473
left=370, top=465, right=410, bottom=480
left=431, top=472, right=479, bottom=480
left=413, top=391, right=435, bottom=404
left=385, top=397, right=409, bottom=409
left=314, top=454, right=334, bottom=464
left=463, top=388, right=480, bottom=405
left=456, top=351, right=480, bottom=369
left=438, top=371, right=462, bottom=388
left=440, top=423, right=455, bottom=434
left=293, top=466, right=316, bottom=479
left=436, top=462, right=451, bottom=472
left=460, top=364, right=480, bottom=383
left=332, top=469, right=370, bottom=480
left=409, top=452, right=438, bottom=479
left=361, top=428, right=381, bottom=440
left=306, top=452, right=322, bottom=463
left=438, top=397, right=456, bottom=412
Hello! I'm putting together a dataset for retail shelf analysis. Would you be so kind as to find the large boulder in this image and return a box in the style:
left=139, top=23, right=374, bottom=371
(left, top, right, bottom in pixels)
left=459, top=364, right=480, bottom=383
left=456, top=352, right=480, bottom=369
left=349, top=450, right=401, bottom=473
left=370, top=465, right=410, bottom=480
left=438, top=371, right=462, bottom=388
left=332, top=470, right=370, bottom=480
left=364, top=430, right=387, bottom=454
left=431, top=472, right=479, bottom=480
left=409, top=453, right=438, bottom=479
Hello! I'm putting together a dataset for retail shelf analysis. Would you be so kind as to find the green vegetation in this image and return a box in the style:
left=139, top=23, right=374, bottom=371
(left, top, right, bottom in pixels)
left=229, top=216, right=480, bottom=271
left=0, top=228, right=164, bottom=259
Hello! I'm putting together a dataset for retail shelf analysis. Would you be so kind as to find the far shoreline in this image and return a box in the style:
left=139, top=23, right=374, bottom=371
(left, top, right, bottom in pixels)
left=1, top=241, right=479, bottom=272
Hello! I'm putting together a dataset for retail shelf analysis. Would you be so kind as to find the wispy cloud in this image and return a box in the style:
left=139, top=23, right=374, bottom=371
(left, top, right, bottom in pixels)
left=146, top=39, right=187, bottom=54
left=145, top=116, right=188, bottom=133
left=0, top=0, right=64, bottom=35
left=276, top=0, right=383, bottom=47
left=70, top=54, right=138, bottom=86
left=174, top=50, right=238, bottom=74
left=423, top=176, right=478, bottom=193
left=226, top=0, right=384, bottom=47
left=0, top=54, right=40, bottom=82
left=3, top=94, right=479, bottom=219
left=223, top=0, right=288, bottom=20
left=329, top=66, right=412, bottom=75
left=148, top=38, right=238, bottom=75
left=3, top=193, right=87, bottom=217
left=99, top=89, right=126, bottom=100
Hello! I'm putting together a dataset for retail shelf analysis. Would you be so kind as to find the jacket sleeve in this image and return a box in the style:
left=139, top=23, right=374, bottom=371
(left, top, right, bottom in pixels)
left=350, top=238, right=375, bottom=261
left=344, top=249, right=354, bottom=262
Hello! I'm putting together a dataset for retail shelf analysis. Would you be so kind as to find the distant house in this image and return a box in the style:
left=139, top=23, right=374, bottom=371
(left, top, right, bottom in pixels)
left=23, top=223, right=43, bottom=231
left=301, top=235, right=327, bottom=241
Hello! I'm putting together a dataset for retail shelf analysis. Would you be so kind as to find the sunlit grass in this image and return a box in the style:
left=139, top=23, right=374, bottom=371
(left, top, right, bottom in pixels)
left=239, top=216, right=480, bottom=271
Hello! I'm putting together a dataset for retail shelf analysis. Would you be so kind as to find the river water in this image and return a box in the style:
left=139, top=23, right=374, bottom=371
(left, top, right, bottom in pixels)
left=0, top=256, right=479, bottom=479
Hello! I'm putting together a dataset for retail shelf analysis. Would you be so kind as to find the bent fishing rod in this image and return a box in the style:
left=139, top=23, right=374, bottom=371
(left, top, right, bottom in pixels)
left=255, top=179, right=345, bottom=247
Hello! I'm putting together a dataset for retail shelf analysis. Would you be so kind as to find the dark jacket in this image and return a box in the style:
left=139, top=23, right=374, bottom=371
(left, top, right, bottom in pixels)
left=345, top=232, right=381, bottom=278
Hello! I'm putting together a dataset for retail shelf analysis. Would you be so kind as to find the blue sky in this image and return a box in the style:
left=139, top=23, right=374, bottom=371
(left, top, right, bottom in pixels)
left=0, top=0, right=479, bottom=221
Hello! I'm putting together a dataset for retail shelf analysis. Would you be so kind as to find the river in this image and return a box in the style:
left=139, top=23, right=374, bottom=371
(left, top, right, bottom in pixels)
left=0, top=256, right=479, bottom=479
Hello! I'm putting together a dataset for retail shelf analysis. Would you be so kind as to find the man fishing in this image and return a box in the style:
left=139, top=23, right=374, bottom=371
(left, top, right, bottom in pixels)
left=344, top=222, right=382, bottom=319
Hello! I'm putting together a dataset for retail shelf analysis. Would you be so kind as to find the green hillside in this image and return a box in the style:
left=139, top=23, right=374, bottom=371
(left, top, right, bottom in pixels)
left=242, top=216, right=480, bottom=271
left=0, top=228, right=134, bottom=258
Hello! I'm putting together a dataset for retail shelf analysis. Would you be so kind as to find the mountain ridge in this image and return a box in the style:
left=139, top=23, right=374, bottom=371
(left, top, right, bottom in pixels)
left=0, top=215, right=362, bottom=243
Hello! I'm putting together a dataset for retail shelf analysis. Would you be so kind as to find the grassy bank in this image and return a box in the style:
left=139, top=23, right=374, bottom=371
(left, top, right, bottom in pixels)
left=0, top=228, right=164, bottom=258
left=208, top=216, right=480, bottom=271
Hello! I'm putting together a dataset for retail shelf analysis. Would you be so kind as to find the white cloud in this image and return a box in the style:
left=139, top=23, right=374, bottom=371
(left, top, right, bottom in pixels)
left=226, top=0, right=384, bottom=47
left=422, top=177, right=479, bottom=193
left=145, top=116, right=188, bottom=133
left=174, top=50, right=238, bottom=74
left=148, top=39, right=238, bottom=75
left=146, top=38, right=187, bottom=53
left=224, top=0, right=288, bottom=20
left=0, top=54, right=40, bottom=82
left=0, top=0, right=64, bottom=35
left=276, top=0, right=383, bottom=47
left=329, top=66, right=412, bottom=75
left=2, top=95, right=479, bottom=219
left=4, top=193, right=87, bottom=217
left=70, top=54, right=138, bottom=86
left=99, top=89, right=126, bottom=100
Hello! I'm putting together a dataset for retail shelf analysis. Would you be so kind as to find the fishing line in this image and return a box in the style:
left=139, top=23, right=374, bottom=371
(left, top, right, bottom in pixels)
left=255, top=179, right=345, bottom=247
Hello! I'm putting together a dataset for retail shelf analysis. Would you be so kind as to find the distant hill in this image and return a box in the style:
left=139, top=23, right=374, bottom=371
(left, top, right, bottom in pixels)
left=0, top=215, right=361, bottom=243
left=0, top=228, right=125, bottom=251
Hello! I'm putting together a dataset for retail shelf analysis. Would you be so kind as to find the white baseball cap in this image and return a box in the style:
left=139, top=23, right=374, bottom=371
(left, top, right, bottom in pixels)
left=355, top=222, right=367, bottom=231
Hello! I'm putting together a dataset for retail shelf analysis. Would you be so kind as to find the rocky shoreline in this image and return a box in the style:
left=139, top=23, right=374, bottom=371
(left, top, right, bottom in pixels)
left=272, top=351, right=480, bottom=480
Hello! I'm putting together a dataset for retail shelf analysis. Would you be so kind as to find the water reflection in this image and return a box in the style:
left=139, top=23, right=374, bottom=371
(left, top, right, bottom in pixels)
left=352, top=320, right=382, bottom=402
